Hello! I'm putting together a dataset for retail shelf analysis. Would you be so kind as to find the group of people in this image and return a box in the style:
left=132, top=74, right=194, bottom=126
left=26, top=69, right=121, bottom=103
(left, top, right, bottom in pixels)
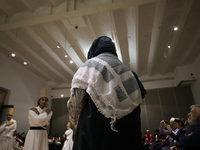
left=142, top=105, right=200, bottom=150
left=0, top=87, right=73, bottom=150
left=13, top=131, right=26, bottom=150
left=0, top=108, right=26, bottom=150
left=48, top=123, right=74, bottom=150
left=0, top=36, right=200, bottom=150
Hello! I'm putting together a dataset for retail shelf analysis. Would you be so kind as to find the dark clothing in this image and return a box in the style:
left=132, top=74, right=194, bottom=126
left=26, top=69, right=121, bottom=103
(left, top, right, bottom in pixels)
left=169, top=128, right=186, bottom=150
left=73, top=36, right=145, bottom=150
left=169, top=128, right=185, bottom=149
left=87, top=36, right=117, bottom=59
left=21, top=137, right=25, bottom=146
left=73, top=96, right=142, bottom=150
left=132, top=71, right=147, bottom=99
left=170, top=128, right=185, bottom=141
left=153, top=134, right=163, bottom=143
left=179, top=121, right=200, bottom=150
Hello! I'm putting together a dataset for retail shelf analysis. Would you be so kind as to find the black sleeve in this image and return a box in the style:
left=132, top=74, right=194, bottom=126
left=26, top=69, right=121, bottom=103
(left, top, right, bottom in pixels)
left=132, top=71, right=147, bottom=99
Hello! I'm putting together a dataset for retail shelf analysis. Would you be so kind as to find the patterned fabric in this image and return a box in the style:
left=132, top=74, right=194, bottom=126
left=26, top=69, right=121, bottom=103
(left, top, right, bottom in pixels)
left=71, top=53, right=143, bottom=132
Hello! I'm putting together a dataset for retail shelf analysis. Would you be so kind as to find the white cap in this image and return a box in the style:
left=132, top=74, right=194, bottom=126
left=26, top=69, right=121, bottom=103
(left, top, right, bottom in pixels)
left=170, top=117, right=175, bottom=122
left=39, top=88, right=48, bottom=99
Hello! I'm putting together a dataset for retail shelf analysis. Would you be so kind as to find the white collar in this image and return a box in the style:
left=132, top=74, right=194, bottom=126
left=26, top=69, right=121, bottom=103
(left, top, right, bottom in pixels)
left=7, top=118, right=13, bottom=122
left=36, top=106, right=47, bottom=113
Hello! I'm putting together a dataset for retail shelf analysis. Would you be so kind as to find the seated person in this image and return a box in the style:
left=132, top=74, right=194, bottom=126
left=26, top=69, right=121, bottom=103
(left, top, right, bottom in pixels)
left=48, top=135, right=53, bottom=144
left=171, top=105, right=200, bottom=150
left=144, top=130, right=153, bottom=150
left=52, top=133, right=61, bottom=146
left=154, top=129, right=162, bottom=143
left=13, top=132, right=23, bottom=150
left=20, top=132, right=26, bottom=146
left=168, top=118, right=186, bottom=150
left=49, top=133, right=62, bottom=150
left=160, top=118, right=179, bottom=147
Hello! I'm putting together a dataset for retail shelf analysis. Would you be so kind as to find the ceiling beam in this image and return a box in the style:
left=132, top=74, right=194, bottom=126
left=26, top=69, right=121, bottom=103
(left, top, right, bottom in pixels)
left=0, top=39, right=54, bottom=81
left=0, top=1, right=15, bottom=16
left=161, top=0, right=194, bottom=74
left=19, top=0, right=34, bottom=11
left=4, top=30, right=69, bottom=82
left=179, top=30, right=200, bottom=66
left=49, top=0, right=58, bottom=7
left=110, top=10, right=123, bottom=62
left=127, top=6, right=139, bottom=73
left=147, top=0, right=166, bottom=76
left=61, top=19, right=87, bottom=61
left=85, top=15, right=97, bottom=39
left=0, top=0, right=157, bottom=31
left=22, top=26, right=74, bottom=77
left=42, top=22, right=83, bottom=67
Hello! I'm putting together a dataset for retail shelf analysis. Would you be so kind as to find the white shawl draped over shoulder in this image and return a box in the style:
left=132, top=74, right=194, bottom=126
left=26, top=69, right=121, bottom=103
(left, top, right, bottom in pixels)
left=71, top=53, right=143, bottom=132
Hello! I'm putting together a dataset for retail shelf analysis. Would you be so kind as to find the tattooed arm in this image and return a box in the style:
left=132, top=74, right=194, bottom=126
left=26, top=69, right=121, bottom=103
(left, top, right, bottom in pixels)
left=67, top=88, right=86, bottom=129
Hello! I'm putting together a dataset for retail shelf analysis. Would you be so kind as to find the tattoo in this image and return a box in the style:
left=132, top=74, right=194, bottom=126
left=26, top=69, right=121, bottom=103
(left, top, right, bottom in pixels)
left=67, top=88, right=86, bottom=128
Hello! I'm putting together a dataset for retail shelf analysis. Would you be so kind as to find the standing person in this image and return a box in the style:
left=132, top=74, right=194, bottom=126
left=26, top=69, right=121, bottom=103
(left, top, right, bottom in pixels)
left=67, top=36, right=146, bottom=150
left=0, top=108, right=17, bottom=150
left=23, top=88, right=53, bottom=150
left=62, top=122, right=73, bottom=150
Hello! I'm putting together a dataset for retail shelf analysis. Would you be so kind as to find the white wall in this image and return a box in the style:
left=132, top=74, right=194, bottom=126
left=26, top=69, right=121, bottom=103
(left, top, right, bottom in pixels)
left=191, top=54, right=200, bottom=105
left=0, top=53, right=49, bottom=133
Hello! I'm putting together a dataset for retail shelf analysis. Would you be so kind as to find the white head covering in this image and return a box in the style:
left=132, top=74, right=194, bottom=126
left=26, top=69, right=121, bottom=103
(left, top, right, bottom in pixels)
left=170, top=117, right=175, bottom=122
left=39, top=88, right=48, bottom=99
left=7, top=108, right=14, bottom=116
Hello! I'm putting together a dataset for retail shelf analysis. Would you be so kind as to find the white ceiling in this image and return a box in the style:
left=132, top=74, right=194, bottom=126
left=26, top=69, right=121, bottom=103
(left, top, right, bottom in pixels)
left=0, top=0, right=200, bottom=87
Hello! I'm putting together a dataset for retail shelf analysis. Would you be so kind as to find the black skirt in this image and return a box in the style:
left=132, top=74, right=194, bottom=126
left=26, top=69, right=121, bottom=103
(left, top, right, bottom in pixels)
left=73, top=95, right=142, bottom=150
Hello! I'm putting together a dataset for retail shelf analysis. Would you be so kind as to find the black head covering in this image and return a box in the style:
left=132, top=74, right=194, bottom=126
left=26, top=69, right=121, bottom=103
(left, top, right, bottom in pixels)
left=87, top=36, right=118, bottom=59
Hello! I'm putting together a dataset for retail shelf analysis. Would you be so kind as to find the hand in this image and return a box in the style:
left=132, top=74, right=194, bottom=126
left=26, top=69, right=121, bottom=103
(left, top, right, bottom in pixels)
left=6, top=122, right=14, bottom=126
left=30, top=108, right=40, bottom=115
left=1, top=121, right=6, bottom=125
left=163, top=122, right=169, bottom=130
left=160, top=120, right=165, bottom=127
left=167, top=126, right=172, bottom=134
left=187, top=132, right=193, bottom=136
left=45, top=109, right=51, bottom=114
left=170, top=146, right=177, bottom=150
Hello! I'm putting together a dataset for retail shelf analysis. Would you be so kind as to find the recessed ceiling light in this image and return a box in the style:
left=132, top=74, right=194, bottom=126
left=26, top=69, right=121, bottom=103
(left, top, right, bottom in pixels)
left=11, top=53, right=15, bottom=57
left=70, top=60, right=73, bottom=63
left=65, top=55, right=68, bottom=58
left=61, top=94, right=64, bottom=97
left=57, top=45, right=60, bottom=48
left=168, top=45, right=171, bottom=48
left=174, top=27, right=178, bottom=31
left=24, top=62, right=27, bottom=65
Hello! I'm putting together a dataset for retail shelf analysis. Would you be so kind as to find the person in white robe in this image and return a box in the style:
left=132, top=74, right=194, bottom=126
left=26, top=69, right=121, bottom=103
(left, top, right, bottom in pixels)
left=62, top=122, right=73, bottom=150
left=0, top=108, right=17, bottom=150
left=23, top=88, right=53, bottom=150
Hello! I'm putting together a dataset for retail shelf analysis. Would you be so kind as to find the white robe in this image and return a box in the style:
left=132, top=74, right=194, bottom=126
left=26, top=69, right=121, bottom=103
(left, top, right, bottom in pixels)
left=62, top=128, right=73, bottom=150
left=23, top=106, right=53, bottom=150
left=0, top=118, right=17, bottom=150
